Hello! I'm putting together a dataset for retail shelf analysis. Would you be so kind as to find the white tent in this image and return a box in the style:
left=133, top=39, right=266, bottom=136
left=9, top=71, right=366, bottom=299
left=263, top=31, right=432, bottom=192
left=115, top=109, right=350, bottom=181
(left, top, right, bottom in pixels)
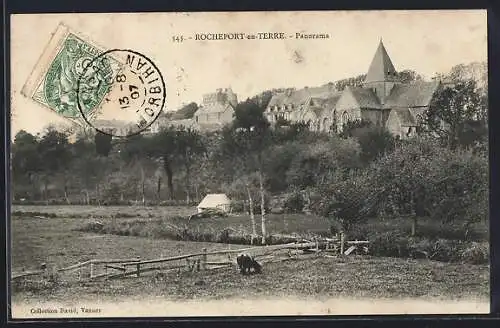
left=197, top=194, right=231, bottom=213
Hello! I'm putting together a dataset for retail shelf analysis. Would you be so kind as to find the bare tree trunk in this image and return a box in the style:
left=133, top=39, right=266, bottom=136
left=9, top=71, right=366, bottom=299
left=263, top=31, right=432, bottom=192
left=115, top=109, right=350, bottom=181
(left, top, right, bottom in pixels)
left=411, top=216, right=418, bottom=237
left=95, top=184, right=101, bottom=206
left=163, top=158, right=174, bottom=200
left=185, top=161, right=191, bottom=205
left=64, top=189, right=70, bottom=205
left=258, top=170, right=267, bottom=245
left=246, top=184, right=256, bottom=245
left=44, top=179, right=49, bottom=205
left=157, top=176, right=162, bottom=201
left=140, top=166, right=146, bottom=206
left=64, top=173, right=71, bottom=205
left=195, top=184, right=199, bottom=203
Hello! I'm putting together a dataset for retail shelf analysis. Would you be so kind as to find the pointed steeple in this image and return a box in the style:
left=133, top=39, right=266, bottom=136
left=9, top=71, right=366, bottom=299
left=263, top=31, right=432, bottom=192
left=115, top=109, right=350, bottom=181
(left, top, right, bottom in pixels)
left=365, top=39, right=397, bottom=84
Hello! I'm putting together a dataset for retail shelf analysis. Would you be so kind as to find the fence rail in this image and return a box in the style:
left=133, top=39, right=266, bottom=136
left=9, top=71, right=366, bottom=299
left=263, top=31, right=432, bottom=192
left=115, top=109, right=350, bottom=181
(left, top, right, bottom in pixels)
left=12, top=234, right=369, bottom=282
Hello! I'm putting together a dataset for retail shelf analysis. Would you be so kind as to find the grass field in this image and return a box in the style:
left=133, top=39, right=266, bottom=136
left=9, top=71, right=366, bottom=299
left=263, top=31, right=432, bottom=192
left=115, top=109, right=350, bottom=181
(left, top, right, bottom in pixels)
left=10, top=205, right=490, bottom=306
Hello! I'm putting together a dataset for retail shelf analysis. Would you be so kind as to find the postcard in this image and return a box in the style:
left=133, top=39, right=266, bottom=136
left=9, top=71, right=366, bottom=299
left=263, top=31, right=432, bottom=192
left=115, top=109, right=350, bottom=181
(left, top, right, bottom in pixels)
left=9, top=10, right=489, bottom=318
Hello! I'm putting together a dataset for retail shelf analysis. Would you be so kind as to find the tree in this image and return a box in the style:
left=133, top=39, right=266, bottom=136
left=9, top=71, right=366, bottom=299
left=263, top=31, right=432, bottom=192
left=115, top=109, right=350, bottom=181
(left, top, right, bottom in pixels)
left=175, top=127, right=206, bottom=204
left=95, top=131, right=113, bottom=156
left=312, top=169, right=377, bottom=237
left=335, top=74, right=366, bottom=91
left=395, top=69, right=423, bottom=84
left=37, top=126, right=72, bottom=202
left=231, top=98, right=272, bottom=244
left=227, top=172, right=261, bottom=244
left=172, top=102, right=199, bottom=120
left=71, top=136, right=107, bottom=204
left=425, top=79, right=484, bottom=149
left=149, top=127, right=178, bottom=200
left=120, top=133, right=157, bottom=204
left=342, top=121, right=396, bottom=164
left=11, top=130, right=41, bottom=200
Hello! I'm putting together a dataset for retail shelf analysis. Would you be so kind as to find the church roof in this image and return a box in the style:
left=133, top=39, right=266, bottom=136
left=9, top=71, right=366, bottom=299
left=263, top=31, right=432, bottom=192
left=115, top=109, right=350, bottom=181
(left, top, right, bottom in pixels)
left=384, top=80, right=440, bottom=108
left=365, top=40, right=397, bottom=84
left=267, top=84, right=338, bottom=108
left=348, top=87, right=382, bottom=108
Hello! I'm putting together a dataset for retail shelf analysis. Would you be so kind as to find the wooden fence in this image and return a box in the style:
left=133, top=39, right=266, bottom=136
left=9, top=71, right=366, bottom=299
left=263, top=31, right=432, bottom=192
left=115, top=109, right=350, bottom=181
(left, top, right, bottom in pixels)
left=12, top=235, right=369, bottom=282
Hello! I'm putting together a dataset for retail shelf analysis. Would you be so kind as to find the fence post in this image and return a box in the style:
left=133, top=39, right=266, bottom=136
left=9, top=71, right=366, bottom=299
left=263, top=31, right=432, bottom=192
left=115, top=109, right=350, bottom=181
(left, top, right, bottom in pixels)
left=136, top=256, right=141, bottom=277
left=90, top=261, right=94, bottom=279
left=202, top=248, right=207, bottom=271
left=340, top=232, right=345, bottom=255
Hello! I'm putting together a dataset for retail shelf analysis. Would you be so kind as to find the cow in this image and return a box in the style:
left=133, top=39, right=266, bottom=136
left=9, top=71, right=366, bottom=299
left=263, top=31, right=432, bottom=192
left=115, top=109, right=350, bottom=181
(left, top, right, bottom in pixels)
left=236, top=253, right=262, bottom=275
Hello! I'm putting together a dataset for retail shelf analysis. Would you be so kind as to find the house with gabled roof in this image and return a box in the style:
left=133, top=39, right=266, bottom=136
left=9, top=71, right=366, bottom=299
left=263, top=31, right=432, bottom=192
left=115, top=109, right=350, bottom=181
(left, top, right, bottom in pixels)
left=194, top=88, right=238, bottom=128
left=264, top=39, right=442, bottom=139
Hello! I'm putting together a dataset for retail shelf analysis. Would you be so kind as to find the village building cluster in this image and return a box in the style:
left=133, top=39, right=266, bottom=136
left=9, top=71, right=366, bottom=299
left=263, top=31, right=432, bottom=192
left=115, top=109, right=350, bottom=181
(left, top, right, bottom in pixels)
left=264, top=40, right=441, bottom=139
left=150, top=40, right=445, bottom=139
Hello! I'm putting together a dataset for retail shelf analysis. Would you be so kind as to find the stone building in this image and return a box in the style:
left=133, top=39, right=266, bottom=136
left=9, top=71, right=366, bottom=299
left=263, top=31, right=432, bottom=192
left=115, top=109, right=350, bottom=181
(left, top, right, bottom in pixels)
left=264, top=39, right=441, bottom=139
left=146, top=87, right=238, bottom=133
left=193, top=88, right=238, bottom=127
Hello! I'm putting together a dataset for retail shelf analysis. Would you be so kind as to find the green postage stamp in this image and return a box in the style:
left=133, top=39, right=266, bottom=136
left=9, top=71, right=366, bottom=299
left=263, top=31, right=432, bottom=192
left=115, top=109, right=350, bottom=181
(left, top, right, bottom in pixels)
left=21, top=23, right=118, bottom=124
left=22, top=23, right=166, bottom=137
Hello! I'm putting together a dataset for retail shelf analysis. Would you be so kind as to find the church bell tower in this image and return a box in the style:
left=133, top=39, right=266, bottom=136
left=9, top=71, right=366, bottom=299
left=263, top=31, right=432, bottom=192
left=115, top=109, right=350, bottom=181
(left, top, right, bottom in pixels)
left=363, top=39, right=399, bottom=105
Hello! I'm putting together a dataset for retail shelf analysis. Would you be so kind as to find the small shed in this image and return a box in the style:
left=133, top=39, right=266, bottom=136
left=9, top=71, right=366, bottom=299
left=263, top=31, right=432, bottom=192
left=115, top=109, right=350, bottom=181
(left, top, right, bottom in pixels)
left=197, top=194, right=231, bottom=213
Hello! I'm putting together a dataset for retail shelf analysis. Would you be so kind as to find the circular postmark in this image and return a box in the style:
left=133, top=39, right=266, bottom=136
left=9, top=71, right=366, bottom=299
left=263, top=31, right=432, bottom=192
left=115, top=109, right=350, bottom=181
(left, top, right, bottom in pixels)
left=77, top=49, right=166, bottom=137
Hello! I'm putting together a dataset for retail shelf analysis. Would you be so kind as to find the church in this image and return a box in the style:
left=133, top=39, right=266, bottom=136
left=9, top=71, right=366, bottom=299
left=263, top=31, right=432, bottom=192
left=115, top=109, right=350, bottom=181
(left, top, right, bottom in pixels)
left=264, top=39, right=442, bottom=139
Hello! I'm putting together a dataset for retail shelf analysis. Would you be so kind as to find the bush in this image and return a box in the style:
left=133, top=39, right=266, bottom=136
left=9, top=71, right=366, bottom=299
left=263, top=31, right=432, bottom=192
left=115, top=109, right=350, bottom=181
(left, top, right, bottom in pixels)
left=283, top=192, right=305, bottom=213
left=460, top=242, right=489, bottom=264
left=368, top=230, right=488, bottom=264
left=369, top=231, right=412, bottom=258
left=230, top=200, right=245, bottom=213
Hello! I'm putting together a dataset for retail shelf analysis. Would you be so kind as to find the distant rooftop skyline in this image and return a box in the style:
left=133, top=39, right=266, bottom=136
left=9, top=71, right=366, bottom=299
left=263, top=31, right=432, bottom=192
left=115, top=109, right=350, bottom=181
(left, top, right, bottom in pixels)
left=11, top=10, right=487, bottom=136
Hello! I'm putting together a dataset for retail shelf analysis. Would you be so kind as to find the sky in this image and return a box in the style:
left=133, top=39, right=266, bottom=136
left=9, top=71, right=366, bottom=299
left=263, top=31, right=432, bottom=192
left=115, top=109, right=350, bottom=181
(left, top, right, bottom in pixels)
left=10, top=10, right=487, bottom=137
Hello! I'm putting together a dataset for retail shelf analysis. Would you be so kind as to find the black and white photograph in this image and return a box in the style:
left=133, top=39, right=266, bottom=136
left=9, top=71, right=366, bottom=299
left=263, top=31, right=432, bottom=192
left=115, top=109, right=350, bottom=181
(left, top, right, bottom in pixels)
left=8, top=10, right=489, bottom=317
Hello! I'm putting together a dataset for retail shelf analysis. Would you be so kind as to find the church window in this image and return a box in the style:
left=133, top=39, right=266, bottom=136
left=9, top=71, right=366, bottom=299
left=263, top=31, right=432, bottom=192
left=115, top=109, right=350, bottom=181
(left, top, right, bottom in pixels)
left=342, top=111, right=349, bottom=124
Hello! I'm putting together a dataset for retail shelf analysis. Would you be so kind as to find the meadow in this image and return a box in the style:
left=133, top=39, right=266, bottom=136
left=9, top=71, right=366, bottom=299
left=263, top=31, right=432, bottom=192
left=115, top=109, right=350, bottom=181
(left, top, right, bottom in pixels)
left=10, top=205, right=490, bottom=304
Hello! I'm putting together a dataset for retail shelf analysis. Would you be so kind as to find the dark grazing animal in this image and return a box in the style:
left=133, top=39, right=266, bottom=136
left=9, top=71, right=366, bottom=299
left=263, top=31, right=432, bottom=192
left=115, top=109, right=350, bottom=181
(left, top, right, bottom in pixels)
left=236, top=253, right=262, bottom=275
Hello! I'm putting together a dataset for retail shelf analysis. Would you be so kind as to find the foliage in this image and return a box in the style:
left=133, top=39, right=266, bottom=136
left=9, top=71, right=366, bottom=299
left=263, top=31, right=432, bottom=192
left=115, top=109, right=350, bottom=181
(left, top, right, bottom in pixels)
left=335, top=74, right=366, bottom=91
left=425, top=79, right=486, bottom=149
left=283, top=192, right=305, bottom=213
left=171, top=102, right=199, bottom=120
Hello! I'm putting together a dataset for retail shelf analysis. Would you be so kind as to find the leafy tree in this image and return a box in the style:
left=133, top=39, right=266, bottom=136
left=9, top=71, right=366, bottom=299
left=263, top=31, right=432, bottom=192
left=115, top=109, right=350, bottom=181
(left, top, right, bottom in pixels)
left=71, top=136, right=107, bottom=204
left=171, top=102, right=199, bottom=120
left=149, top=127, right=178, bottom=200
left=11, top=130, right=41, bottom=199
left=343, top=121, right=396, bottom=164
left=395, top=69, right=423, bottom=84
left=339, top=119, right=372, bottom=139
left=425, top=79, right=484, bottom=149
left=37, top=126, right=72, bottom=202
left=95, top=131, right=113, bottom=156
left=231, top=98, right=272, bottom=244
left=174, top=127, right=206, bottom=203
left=312, top=169, right=377, bottom=236
left=335, top=74, right=366, bottom=91
left=120, top=133, right=158, bottom=203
